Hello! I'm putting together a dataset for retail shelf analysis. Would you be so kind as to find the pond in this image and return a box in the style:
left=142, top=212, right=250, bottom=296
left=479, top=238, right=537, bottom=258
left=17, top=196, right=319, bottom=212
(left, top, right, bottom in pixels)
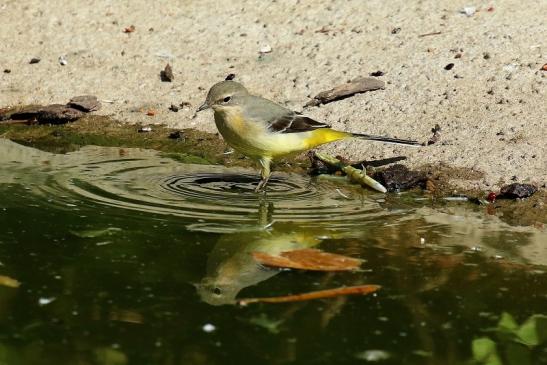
left=0, top=139, right=545, bottom=364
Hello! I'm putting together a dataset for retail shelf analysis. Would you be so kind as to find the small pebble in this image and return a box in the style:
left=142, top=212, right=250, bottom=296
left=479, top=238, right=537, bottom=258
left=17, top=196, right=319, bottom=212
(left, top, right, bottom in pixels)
left=29, top=57, right=41, bottom=64
left=259, top=44, right=272, bottom=54
left=460, top=6, right=476, bottom=17
left=444, top=63, right=455, bottom=71
left=160, top=63, right=174, bottom=82
left=168, top=130, right=184, bottom=140
left=58, top=55, right=68, bottom=65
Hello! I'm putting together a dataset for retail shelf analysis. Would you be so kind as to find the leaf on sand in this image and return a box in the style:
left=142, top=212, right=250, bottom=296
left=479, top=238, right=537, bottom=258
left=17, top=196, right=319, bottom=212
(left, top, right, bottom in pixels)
left=305, top=77, right=385, bottom=107
left=238, top=284, right=380, bottom=306
left=252, top=248, right=362, bottom=271
left=0, top=275, right=21, bottom=288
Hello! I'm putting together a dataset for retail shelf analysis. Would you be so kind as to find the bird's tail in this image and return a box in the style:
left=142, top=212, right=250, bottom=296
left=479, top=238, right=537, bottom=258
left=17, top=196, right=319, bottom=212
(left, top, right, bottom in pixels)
left=352, top=132, right=421, bottom=146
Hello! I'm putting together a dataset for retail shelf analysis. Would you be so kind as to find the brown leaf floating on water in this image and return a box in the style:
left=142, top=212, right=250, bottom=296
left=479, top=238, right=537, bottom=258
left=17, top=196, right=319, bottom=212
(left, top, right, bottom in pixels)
left=0, top=275, right=21, bottom=288
left=252, top=248, right=362, bottom=271
left=238, top=284, right=381, bottom=306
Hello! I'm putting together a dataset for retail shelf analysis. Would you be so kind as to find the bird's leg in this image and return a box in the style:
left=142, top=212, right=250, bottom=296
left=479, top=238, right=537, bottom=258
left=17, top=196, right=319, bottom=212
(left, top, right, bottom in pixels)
left=255, top=157, right=272, bottom=192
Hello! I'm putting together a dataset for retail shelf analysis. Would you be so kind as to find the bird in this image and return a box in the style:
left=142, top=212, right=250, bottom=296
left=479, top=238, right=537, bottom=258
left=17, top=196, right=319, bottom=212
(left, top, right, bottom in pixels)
left=197, top=80, right=419, bottom=192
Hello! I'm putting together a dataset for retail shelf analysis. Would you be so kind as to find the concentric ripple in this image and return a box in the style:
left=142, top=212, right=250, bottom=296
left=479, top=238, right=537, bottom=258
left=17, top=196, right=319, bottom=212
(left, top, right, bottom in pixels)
left=0, top=140, right=402, bottom=232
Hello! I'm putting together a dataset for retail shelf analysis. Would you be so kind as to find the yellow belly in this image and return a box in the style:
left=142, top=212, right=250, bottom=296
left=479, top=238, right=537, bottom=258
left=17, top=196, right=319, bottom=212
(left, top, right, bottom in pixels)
left=214, top=109, right=350, bottom=160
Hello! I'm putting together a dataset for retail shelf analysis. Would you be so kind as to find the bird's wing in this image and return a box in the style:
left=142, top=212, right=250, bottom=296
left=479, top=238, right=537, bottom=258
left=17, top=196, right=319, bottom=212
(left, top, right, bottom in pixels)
left=242, top=95, right=331, bottom=134
left=267, top=112, right=331, bottom=133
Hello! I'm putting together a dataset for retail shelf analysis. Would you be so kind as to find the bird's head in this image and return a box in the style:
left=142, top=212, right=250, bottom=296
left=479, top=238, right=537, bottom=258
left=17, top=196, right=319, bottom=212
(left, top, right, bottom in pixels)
left=197, top=81, right=249, bottom=113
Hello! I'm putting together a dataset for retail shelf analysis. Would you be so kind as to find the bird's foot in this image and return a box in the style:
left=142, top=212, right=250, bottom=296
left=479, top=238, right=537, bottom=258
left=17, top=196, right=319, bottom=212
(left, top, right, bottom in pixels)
left=254, top=176, right=270, bottom=193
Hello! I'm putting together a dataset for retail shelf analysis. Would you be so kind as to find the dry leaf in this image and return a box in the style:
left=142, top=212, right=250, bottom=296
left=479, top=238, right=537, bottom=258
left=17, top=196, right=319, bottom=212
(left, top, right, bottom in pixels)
left=252, top=248, right=362, bottom=271
left=238, top=284, right=380, bottom=305
left=0, top=275, right=21, bottom=288
left=305, top=77, right=385, bottom=107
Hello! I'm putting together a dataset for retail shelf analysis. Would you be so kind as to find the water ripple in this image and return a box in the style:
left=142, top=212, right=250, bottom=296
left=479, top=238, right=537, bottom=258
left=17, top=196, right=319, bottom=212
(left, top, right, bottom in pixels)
left=0, top=141, right=399, bottom=232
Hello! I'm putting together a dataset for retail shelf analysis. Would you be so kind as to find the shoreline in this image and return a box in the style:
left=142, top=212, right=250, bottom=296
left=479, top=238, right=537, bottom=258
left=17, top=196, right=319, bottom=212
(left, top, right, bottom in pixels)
left=0, top=115, right=544, bottom=227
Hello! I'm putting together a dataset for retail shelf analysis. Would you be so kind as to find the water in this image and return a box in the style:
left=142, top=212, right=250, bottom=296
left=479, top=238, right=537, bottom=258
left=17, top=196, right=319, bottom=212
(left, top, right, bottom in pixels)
left=0, top=139, right=545, bottom=364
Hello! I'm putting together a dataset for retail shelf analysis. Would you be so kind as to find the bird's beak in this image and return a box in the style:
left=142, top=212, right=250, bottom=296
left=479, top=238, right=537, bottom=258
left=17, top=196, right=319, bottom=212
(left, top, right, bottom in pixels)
left=196, top=102, right=209, bottom=112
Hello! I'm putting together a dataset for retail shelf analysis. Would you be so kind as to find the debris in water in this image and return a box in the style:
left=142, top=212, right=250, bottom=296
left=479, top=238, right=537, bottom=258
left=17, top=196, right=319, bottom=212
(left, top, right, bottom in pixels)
left=305, top=77, right=385, bottom=107
left=145, top=110, right=156, bottom=116
left=335, top=188, right=351, bottom=200
left=238, top=285, right=381, bottom=305
left=68, top=95, right=101, bottom=112
left=369, top=70, right=384, bottom=77
left=160, top=63, right=174, bottom=82
left=123, top=25, right=135, bottom=33
left=355, top=349, right=391, bottom=362
left=372, top=164, right=427, bottom=192
left=38, top=297, right=56, bottom=306
left=169, top=104, right=179, bottom=112
left=70, top=227, right=122, bottom=238
left=498, top=183, right=537, bottom=199
left=29, top=57, right=41, bottom=64
left=252, top=248, right=363, bottom=272
left=248, top=314, right=284, bottom=334
left=202, top=323, right=216, bottom=333
left=444, top=63, right=455, bottom=71
left=391, top=27, right=401, bottom=34
left=0, top=275, right=20, bottom=288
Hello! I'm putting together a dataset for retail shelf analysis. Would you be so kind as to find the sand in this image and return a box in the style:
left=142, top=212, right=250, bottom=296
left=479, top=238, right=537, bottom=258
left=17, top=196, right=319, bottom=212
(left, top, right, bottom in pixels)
left=1, top=0, right=545, bottom=191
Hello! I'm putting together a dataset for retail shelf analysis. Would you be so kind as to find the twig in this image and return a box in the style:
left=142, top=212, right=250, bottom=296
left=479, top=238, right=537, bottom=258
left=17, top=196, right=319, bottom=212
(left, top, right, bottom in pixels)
left=418, top=31, right=442, bottom=38
left=238, top=284, right=380, bottom=305
left=305, top=77, right=385, bottom=107
left=315, top=153, right=387, bottom=193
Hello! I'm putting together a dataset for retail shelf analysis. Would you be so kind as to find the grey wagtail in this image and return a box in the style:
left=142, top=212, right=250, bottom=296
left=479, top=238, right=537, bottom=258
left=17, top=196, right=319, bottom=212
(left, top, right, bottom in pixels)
left=197, top=80, right=419, bottom=192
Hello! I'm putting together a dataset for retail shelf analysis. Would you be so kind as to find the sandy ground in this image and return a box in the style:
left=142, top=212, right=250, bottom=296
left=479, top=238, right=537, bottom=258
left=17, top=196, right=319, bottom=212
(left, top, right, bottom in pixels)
left=1, top=0, right=545, bottom=191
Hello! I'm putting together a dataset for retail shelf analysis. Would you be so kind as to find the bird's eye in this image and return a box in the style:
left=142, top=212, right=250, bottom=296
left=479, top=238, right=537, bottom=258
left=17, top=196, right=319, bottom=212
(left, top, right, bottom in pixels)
left=213, top=287, right=222, bottom=295
left=223, top=96, right=231, bottom=103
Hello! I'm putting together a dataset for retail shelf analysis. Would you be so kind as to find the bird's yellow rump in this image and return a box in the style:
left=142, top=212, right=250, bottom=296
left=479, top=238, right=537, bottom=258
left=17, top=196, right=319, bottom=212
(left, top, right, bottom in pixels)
left=197, top=80, right=419, bottom=191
